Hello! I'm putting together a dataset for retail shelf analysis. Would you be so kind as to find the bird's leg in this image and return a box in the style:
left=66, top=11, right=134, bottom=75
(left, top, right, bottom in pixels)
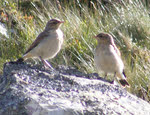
left=113, top=72, right=116, bottom=78
left=44, top=60, right=54, bottom=70
left=111, top=72, right=116, bottom=84
left=104, top=73, right=107, bottom=79
left=39, top=57, right=54, bottom=70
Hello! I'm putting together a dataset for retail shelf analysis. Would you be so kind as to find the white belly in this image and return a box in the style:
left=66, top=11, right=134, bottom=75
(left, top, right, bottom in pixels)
left=94, top=46, right=124, bottom=74
left=30, top=29, right=63, bottom=60
left=38, top=37, right=62, bottom=59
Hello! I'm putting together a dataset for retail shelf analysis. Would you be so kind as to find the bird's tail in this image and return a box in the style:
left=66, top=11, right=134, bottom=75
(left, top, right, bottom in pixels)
left=117, top=70, right=130, bottom=87
left=15, top=53, right=32, bottom=63
left=16, top=57, right=24, bottom=63
left=119, top=79, right=129, bottom=87
left=8, top=57, right=24, bottom=64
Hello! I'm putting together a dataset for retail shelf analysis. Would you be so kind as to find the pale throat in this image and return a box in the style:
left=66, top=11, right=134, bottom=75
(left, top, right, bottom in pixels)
left=56, top=29, right=63, bottom=38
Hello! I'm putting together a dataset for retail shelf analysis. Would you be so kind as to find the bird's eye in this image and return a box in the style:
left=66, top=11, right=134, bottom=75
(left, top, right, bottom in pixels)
left=99, top=35, right=102, bottom=37
left=53, top=22, right=57, bottom=24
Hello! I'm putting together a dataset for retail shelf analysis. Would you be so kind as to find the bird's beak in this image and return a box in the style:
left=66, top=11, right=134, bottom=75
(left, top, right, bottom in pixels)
left=59, top=21, right=64, bottom=23
left=93, top=35, right=97, bottom=39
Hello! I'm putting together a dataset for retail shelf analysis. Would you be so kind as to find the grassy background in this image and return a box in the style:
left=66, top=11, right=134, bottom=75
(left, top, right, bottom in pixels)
left=0, top=0, right=150, bottom=102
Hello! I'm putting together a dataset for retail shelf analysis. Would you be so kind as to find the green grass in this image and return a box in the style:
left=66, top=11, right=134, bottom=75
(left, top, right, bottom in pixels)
left=0, top=0, right=150, bottom=102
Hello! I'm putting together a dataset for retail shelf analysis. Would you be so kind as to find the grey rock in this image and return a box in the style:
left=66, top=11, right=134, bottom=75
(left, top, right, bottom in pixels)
left=0, top=62, right=150, bottom=115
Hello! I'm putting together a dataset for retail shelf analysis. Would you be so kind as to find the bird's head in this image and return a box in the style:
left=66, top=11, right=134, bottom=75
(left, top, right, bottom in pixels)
left=94, top=33, right=114, bottom=45
left=45, top=18, right=64, bottom=30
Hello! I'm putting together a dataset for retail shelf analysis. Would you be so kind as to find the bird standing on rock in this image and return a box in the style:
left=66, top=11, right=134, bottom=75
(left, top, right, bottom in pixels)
left=94, top=32, right=129, bottom=87
left=17, top=18, right=64, bottom=69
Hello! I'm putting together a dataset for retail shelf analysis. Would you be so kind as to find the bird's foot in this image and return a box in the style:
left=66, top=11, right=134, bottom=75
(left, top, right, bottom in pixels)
left=110, top=80, right=114, bottom=84
left=43, top=60, right=54, bottom=70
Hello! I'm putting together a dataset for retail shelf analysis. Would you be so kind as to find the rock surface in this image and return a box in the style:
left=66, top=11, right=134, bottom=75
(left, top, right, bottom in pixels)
left=0, top=62, right=150, bottom=115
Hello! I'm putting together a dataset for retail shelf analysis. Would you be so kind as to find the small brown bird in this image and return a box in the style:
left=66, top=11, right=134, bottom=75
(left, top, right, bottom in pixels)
left=94, top=32, right=129, bottom=87
left=17, top=19, right=64, bottom=69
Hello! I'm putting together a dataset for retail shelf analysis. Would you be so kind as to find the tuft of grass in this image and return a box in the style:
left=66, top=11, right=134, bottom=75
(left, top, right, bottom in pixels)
left=0, top=0, right=150, bottom=102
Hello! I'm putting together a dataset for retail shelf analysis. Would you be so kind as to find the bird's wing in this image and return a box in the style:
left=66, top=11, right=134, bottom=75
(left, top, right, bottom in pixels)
left=112, top=43, right=121, bottom=57
left=24, top=31, right=49, bottom=54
